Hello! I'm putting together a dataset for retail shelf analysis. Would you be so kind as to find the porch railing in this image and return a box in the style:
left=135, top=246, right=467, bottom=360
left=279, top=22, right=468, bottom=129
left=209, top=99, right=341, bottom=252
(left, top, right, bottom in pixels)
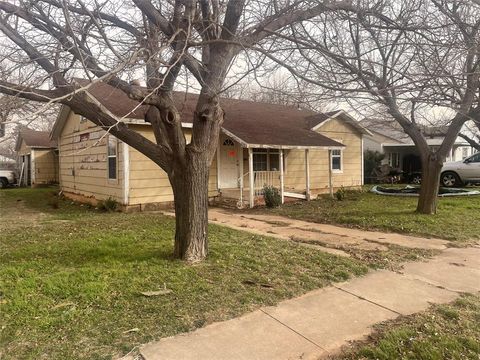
left=253, top=170, right=280, bottom=192
left=237, top=170, right=281, bottom=206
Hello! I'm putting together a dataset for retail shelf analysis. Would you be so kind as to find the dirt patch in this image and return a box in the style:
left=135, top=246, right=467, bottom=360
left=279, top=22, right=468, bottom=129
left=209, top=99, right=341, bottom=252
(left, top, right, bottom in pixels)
left=0, top=198, right=47, bottom=231
left=207, top=208, right=450, bottom=252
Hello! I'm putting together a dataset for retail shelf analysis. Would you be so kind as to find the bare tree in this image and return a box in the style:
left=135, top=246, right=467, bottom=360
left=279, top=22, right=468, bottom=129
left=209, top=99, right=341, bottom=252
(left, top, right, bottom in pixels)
left=0, top=0, right=367, bottom=262
left=267, top=0, right=480, bottom=214
left=459, top=121, right=480, bottom=151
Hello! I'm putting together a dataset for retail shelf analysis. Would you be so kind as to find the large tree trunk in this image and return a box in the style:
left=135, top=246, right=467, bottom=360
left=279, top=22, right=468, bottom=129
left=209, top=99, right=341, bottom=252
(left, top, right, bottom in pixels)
left=143, top=91, right=223, bottom=262
left=170, top=151, right=210, bottom=262
left=416, top=154, right=443, bottom=214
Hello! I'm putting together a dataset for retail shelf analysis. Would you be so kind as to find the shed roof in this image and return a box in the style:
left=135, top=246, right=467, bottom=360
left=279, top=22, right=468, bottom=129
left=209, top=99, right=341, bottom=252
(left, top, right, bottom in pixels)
left=16, top=129, right=57, bottom=151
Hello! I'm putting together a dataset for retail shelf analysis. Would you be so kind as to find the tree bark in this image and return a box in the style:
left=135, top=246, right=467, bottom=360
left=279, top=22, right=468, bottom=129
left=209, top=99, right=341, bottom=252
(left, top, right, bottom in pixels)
left=416, top=153, right=443, bottom=214
left=170, top=150, right=210, bottom=262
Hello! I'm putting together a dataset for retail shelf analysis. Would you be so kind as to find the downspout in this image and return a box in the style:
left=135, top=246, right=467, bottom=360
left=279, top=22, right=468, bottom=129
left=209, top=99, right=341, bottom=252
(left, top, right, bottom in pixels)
left=361, top=135, right=365, bottom=186
left=123, top=142, right=130, bottom=207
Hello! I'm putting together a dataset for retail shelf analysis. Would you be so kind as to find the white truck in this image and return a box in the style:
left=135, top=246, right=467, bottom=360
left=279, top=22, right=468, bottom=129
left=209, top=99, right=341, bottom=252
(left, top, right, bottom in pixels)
left=0, top=169, right=16, bottom=188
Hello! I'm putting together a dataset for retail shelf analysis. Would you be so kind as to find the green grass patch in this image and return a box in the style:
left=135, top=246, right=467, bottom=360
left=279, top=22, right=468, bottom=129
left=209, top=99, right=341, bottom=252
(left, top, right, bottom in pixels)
left=335, top=294, right=480, bottom=360
left=0, top=188, right=369, bottom=359
left=262, top=188, right=480, bottom=242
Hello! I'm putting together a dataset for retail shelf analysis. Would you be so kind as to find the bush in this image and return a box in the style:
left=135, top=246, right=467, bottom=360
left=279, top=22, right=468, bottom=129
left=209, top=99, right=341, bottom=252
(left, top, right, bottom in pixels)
left=335, top=186, right=347, bottom=201
left=364, top=150, right=385, bottom=184
left=263, top=185, right=282, bottom=208
left=98, top=197, right=119, bottom=212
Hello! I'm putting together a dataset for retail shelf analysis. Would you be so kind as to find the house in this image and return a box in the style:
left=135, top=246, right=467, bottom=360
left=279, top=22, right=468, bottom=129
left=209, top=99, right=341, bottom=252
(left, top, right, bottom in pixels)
left=50, top=81, right=369, bottom=210
left=16, top=129, right=59, bottom=187
left=361, top=118, right=475, bottom=176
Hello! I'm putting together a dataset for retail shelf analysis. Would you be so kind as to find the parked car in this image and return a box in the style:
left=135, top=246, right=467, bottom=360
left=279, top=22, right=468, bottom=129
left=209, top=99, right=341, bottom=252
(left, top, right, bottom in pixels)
left=0, top=169, right=16, bottom=188
left=441, top=152, right=480, bottom=187
left=405, top=171, right=423, bottom=185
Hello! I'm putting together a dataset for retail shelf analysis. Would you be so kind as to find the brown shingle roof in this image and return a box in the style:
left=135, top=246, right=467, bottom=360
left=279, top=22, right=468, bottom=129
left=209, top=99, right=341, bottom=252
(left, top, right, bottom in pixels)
left=75, top=80, right=345, bottom=148
left=19, top=129, right=57, bottom=149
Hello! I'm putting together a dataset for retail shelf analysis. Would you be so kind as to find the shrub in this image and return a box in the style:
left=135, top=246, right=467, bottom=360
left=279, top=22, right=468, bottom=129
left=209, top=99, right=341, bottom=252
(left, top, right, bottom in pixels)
left=263, top=185, right=282, bottom=208
left=364, top=150, right=385, bottom=184
left=335, top=186, right=346, bottom=201
left=98, top=197, right=119, bottom=212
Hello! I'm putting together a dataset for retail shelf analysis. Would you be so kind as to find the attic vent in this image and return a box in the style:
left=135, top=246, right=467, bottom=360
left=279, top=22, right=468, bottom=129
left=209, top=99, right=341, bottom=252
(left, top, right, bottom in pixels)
left=223, top=139, right=234, bottom=146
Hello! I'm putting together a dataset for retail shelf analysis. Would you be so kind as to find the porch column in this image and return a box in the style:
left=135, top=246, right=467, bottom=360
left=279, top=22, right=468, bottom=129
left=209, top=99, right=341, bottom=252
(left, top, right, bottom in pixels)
left=279, top=149, right=284, bottom=204
left=305, top=149, right=311, bottom=201
left=248, top=148, right=254, bottom=208
left=30, top=150, right=35, bottom=187
left=238, top=146, right=244, bottom=206
left=328, top=149, right=334, bottom=198
left=216, top=138, right=221, bottom=190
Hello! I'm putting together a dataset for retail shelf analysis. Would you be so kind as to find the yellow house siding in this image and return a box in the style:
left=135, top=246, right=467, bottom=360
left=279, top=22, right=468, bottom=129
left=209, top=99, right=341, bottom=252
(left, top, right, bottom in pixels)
left=17, top=140, right=58, bottom=185
left=33, top=149, right=58, bottom=184
left=59, top=112, right=124, bottom=203
left=17, top=139, right=29, bottom=156
left=127, top=124, right=218, bottom=206
left=284, top=118, right=362, bottom=194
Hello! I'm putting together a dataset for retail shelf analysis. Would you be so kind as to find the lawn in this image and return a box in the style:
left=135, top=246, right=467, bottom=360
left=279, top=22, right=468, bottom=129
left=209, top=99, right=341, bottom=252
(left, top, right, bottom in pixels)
left=0, top=188, right=369, bottom=360
left=335, top=294, right=480, bottom=360
left=264, top=188, right=480, bottom=242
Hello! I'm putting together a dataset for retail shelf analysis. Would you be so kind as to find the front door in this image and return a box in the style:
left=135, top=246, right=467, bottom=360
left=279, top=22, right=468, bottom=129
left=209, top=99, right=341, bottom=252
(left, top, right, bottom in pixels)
left=218, top=136, right=239, bottom=188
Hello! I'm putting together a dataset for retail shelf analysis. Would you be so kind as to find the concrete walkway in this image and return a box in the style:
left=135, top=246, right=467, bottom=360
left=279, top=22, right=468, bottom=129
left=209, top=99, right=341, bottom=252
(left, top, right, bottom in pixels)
left=206, top=208, right=450, bottom=253
left=137, top=247, right=480, bottom=360
left=132, top=210, right=479, bottom=360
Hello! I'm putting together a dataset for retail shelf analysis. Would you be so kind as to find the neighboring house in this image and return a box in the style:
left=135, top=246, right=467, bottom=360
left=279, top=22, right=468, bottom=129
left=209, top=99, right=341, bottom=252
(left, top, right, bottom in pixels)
left=50, top=81, right=369, bottom=210
left=16, top=129, right=59, bottom=187
left=361, top=118, right=475, bottom=176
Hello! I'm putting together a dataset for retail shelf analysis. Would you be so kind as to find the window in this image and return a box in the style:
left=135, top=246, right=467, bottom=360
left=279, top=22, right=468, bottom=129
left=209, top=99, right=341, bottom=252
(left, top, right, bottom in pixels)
left=468, top=153, right=480, bottom=163
left=223, top=139, right=234, bottom=146
left=253, top=152, right=268, bottom=171
left=107, top=136, right=117, bottom=180
left=388, top=152, right=400, bottom=168
left=462, top=147, right=470, bottom=159
left=331, top=149, right=342, bottom=172
left=253, top=149, right=281, bottom=171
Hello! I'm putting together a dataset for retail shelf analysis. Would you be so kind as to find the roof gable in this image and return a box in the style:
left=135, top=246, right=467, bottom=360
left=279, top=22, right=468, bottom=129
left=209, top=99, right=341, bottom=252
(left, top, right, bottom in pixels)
left=311, top=110, right=372, bottom=136
left=16, top=129, right=57, bottom=151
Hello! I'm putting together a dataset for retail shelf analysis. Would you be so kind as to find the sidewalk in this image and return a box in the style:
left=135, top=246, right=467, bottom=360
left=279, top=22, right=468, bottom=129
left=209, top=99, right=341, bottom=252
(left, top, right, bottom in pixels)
left=134, top=212, right=480, bottom=360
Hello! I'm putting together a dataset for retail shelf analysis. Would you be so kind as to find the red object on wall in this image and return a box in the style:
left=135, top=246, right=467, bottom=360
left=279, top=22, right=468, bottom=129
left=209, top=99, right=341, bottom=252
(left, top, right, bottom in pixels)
left=228, top=150, right=237, bottom=157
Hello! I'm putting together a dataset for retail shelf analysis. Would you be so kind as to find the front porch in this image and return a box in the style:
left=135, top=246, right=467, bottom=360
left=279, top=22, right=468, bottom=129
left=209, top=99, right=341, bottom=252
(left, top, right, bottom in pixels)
left=216, top=134, right=338, bottom=208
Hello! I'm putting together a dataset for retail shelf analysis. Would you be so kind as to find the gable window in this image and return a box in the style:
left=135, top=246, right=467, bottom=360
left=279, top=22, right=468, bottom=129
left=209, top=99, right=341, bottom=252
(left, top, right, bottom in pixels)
left=331, top=149, right=342, bottom=172
left=253, top=149, right=281, bottom=171
left=223, top=138, right=235, bottom=146
left=107, top=136, right=117, bottom=180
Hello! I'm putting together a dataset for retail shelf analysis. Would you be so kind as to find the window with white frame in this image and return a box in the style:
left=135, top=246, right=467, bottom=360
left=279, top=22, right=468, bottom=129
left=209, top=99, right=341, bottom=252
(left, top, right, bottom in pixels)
left=462, top=147, right=469, bottom=159
left=107, top=136, right=117, bottom=180
left=253, top=149, right=281, bottom=171
left=331, top=149, right=342, bottom=172
left=388, top=152, right=400, bottom=168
